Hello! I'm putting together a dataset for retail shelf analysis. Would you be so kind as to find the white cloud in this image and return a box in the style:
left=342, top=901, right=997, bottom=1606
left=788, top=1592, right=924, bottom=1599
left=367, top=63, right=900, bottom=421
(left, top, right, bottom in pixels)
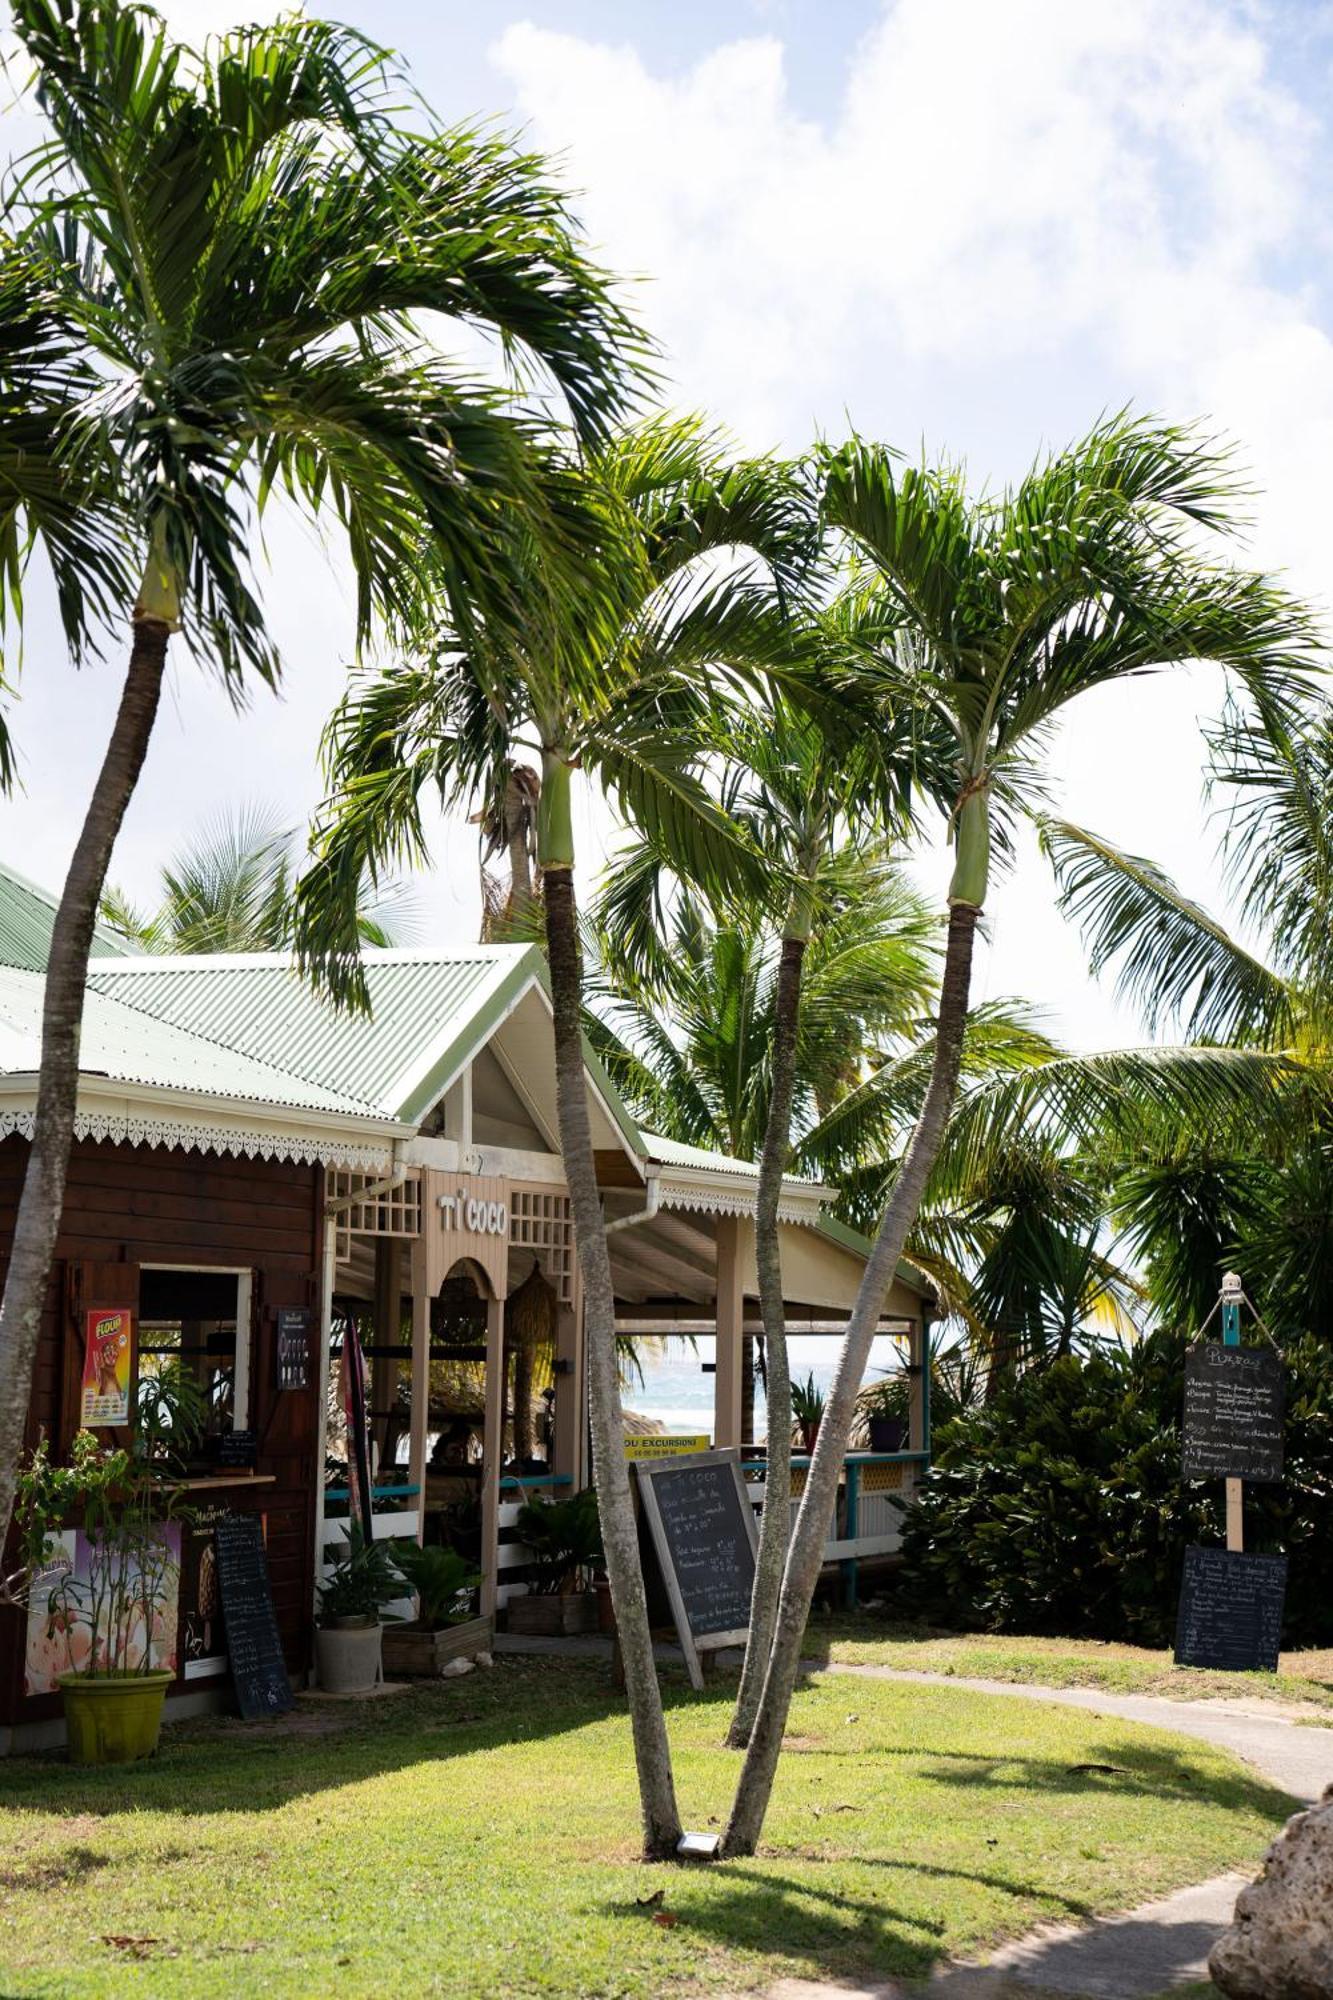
left=494, top=1, right=1333, bottom=1043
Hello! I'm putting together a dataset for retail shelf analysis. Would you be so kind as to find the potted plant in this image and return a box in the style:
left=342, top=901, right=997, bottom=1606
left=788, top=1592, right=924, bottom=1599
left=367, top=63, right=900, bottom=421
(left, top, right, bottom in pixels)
left=13, top=1432, right=182, bottom=1764
left=856, top=1372, right=909, bottom=1453
left=506, top=1489, right=603, bottom=1636
left=381, top=1543, right=488, bottom=1676
left=314, top=1527, right=405, bottom=1694
left=791, top=1373, right=825, bottom=1453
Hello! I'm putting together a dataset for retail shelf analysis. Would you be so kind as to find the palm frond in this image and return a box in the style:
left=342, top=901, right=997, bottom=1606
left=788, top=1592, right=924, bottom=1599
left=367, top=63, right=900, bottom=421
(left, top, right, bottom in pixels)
left=1040, top=816, right=1294, bottom=1044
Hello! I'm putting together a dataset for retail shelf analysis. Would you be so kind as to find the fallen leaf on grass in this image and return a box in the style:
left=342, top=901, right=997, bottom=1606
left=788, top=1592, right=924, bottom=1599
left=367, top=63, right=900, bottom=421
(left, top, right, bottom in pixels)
left=811, top=1803, right=861, bottom=1818
left=101, top=1936, right=174, bottom=1960
left=652, top=1911, right=679, bottom=1929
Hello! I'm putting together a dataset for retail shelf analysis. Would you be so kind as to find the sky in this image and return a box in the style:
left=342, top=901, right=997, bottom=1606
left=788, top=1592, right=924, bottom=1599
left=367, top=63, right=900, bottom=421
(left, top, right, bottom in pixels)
left=3, top=0, right=1333, bottom=1049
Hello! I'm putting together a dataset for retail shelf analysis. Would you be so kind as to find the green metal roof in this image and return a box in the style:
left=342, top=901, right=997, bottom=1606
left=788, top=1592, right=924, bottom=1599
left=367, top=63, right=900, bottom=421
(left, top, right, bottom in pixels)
left=0, top=963, right=380, bottom=1116
left=0, top=862, right=127, bottom=972
left=89, top=945, right=547, bottom=1123
left=641, top=1129, right=822, bottom=1187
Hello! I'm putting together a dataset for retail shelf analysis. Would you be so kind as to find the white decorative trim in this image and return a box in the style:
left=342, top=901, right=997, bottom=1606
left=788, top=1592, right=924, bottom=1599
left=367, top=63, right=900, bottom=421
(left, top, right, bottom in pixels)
left=655, top=1178, right=822, bottom=1228
left=0, top=1107, right=393, bottom=1171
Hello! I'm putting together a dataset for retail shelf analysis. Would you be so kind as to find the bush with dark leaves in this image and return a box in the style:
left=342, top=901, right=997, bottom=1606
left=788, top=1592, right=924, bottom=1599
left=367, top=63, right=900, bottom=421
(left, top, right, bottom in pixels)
left=895, top=1330, right=1333, bottom=1647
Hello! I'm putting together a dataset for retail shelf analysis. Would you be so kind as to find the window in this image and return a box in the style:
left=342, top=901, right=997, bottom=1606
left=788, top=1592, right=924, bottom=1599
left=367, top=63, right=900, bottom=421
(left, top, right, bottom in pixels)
left=138, top=1267, right=253, bottom=1461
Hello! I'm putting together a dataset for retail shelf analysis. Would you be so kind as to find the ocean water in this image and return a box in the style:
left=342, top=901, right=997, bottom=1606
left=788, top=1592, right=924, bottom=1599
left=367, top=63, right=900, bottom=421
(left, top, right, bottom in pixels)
left=625, top=1333, right=908, bottom=1439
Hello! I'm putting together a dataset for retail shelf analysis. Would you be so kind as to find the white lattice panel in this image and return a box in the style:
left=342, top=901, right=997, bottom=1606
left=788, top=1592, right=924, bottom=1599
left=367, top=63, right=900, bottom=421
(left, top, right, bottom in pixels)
left=508, top=1188, right=574, bottom=1306
left=329, top=1170, right=422, bottom=1261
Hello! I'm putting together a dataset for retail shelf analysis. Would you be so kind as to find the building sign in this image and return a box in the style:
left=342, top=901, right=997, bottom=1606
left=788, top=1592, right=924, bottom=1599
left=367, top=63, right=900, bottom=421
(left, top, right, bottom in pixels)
left=625, top=1433, right=711, bottom=1460
left=422, top=1171, right=513, bottom=1298
left=438, top=1188, right=509, bottom=1236
left=275, top=1308, right=311, bottom=1392
left=80, top=1308, right=133, bottom=1426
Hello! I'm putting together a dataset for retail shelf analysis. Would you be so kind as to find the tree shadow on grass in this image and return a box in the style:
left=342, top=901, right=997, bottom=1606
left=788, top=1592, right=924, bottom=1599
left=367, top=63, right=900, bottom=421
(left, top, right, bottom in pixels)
left=0, top=1658, right=636, bottom=1819
left=604, top=1861, right=946, bottom=1986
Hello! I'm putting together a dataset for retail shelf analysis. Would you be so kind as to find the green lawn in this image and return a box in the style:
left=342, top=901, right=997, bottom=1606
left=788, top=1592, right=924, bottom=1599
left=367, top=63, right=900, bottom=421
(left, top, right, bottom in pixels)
left=0, top=1658, right=1290, bottom=1999
left=805, top=1614, right=1333, bottom=1714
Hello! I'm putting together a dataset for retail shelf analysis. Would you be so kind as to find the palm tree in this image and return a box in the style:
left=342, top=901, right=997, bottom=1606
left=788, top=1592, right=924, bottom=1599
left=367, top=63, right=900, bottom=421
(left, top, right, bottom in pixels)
left=0, top=0, right=642, bottom=1551
left=101, top=804, right=413, bottom=954
left=723, top=415, right=1323, bottom=1856
left=294, top=415, right=818, bottom=1860
left=594, top=673, right=944, bottom=1746
left=1038, top=692, right=1333, bottom=1338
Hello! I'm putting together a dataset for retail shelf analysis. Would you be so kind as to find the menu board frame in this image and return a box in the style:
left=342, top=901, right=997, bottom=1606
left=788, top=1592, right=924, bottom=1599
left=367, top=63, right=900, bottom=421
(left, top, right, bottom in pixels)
left=633, top=1447, right=758, bottom=1692
left=1183, top=1341, right=1285, bottom=1483
left=1174, top=1545, right=1288, bottom=1673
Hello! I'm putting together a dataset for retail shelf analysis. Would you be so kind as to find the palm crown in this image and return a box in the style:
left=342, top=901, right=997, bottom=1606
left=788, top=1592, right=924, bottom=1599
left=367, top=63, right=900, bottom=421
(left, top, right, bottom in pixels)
left=2, top=0, right=645, bottom=679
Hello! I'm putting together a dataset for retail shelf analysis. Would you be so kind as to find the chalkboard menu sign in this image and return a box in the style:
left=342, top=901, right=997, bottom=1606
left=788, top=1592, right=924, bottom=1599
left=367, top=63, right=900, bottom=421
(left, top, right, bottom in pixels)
left=276, top=1308, right=311, bottom=1392
left=1183, top=1343, right=1285, bottom=1483
left=634, top=1449, right=758, bottom=1690
left=1175, top=1546, right=1287, bottom=1673
left=211, top=1429, right=258, bottom=1470
left=214, top=1513, right=295, bottom=1720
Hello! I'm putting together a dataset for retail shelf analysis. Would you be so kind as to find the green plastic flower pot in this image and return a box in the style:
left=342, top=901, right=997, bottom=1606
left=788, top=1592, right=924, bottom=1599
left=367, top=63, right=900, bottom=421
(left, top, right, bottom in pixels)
left=57, top=1671, right=172, bottom=1765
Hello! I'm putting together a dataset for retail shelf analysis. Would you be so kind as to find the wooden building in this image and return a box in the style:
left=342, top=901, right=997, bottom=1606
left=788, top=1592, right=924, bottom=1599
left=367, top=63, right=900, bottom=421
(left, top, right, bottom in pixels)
left=0, top=866, right=933, bottom=1749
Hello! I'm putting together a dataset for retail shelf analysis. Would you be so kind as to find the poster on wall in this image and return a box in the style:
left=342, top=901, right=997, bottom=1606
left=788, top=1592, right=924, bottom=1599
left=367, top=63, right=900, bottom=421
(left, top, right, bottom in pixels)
left=181, top=1508, right=230, bottom=1682
left=23, top=1523, right=181, bottom=1697
left=80, top=1307, right=134, bottom=1426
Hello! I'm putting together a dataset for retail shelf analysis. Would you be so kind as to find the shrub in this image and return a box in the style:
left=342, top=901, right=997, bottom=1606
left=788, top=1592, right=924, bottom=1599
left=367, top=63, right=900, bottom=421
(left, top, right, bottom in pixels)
left=895, top=1330, right=1333, bottom=1648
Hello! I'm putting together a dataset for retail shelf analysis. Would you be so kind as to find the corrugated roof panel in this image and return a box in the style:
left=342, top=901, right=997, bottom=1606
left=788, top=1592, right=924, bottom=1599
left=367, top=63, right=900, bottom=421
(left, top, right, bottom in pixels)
left=89, top=947, right=538, bottom=1119
left=0, top=863, right=127, bottom=972
left=0, top=964, right=374, bottom=1115
left=643, top=1129, right=823, bottom=1188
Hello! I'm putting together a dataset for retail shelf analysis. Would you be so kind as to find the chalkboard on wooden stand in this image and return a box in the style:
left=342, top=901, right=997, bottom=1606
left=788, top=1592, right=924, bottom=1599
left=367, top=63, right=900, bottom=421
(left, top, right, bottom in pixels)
left=214, top=1513, right=295, bottom=1720
left=1183, top=1343, right=1285, bottom=1484
left=633, top=1448, right=757, bottom=1691
left=1174, top=1545, right=1287, bottom=1673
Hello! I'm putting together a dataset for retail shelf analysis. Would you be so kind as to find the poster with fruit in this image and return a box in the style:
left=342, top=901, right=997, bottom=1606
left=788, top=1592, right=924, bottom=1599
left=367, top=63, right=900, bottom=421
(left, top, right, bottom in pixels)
left=80, top=1307, right=133, bottom=1426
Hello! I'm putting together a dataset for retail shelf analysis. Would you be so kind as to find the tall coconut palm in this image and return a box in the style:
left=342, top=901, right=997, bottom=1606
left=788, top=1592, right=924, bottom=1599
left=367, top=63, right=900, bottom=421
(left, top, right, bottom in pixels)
left=294, top=415, right=819, bottom=1859
left=0, top=0, right=643, bottom=1551
left=101, top=803, right=413, bottom=953
left=723, top=415, right=1323, bottom=1855
left=594, top=669, right=948, bottom=1745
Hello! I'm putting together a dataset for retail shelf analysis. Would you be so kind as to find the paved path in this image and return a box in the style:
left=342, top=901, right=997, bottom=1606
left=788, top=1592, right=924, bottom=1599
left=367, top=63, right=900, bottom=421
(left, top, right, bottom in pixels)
left=763, top=1666, right=1333, bottom=2000
left=822, top=1662, right=1333, bottom=1804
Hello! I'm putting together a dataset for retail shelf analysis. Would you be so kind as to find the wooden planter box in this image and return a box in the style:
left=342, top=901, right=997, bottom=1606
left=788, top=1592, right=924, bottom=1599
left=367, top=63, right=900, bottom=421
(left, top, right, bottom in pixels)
left=505, top=1592, right=598, bottom=1637
left=381, top=1615, right=493, bottom=1677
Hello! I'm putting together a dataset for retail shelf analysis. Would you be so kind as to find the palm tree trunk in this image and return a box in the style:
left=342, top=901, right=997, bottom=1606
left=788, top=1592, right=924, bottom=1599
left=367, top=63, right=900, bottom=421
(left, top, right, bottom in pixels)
left=540, top=763, right=681, bottom=1859
left=723, top=900, right=979, bottom=1855
left=0, top=616, right=171, bottom=1548
left=728, top=930, right=805, bottom=1748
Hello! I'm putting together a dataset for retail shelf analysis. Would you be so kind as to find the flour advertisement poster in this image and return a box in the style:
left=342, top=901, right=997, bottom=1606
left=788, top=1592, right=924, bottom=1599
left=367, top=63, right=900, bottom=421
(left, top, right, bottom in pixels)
left=80, top=1307, right=134, bottom=1426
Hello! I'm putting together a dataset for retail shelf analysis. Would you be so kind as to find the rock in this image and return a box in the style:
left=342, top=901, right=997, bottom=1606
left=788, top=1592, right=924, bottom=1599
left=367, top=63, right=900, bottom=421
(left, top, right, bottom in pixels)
left=439, top=1657, right=474, bottom=1678
left=1210, top=1782, right=1333, bottom=2000
left=473, top=1651, right=494, bottom=1669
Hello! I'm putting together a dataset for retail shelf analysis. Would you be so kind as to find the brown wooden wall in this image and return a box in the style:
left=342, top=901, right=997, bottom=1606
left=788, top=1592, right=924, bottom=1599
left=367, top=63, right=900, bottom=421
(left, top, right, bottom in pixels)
left=0, top=1134, right=325, bottom=1730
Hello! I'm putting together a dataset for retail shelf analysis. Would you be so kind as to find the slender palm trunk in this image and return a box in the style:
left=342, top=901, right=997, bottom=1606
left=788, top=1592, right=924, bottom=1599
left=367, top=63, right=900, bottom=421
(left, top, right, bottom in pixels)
left=541, top=794, right=681, bottom=1858
left=723, top=900, right=979, bottom=1854
left=0, top=617, right=171, bottom=1548
left=728, top=930, right=806, bottom=1748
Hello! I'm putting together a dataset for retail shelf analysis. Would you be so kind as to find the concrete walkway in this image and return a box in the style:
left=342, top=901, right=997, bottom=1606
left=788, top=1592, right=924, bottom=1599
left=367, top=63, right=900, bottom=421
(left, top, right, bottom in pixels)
left=767, top=1664, right=1333, bottom=2000
left=823, top=1662, right=1333, bottom=1804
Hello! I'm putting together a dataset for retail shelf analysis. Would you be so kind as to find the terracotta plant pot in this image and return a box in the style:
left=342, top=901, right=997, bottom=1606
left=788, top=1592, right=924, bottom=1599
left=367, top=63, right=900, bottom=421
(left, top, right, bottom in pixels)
left=314, top=1619, right=383, bottom=1693
left=799, top=1420, right=821, bottom=1453
left=58, top=1670, right=172, bottom=1765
